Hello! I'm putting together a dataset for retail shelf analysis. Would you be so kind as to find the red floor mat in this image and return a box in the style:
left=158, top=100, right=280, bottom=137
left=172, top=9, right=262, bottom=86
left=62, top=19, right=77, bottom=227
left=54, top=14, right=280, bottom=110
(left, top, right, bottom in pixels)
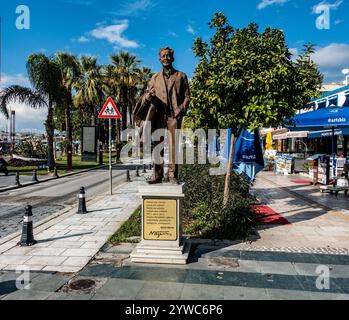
left=251, top=205, right=290, bottom=225
left=290, top=180, right=312, bottom=185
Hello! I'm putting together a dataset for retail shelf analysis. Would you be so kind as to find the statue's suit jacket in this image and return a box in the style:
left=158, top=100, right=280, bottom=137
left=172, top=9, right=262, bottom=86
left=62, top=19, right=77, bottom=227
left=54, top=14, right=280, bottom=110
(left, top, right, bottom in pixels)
left=134, top=69, right=190, bottom=124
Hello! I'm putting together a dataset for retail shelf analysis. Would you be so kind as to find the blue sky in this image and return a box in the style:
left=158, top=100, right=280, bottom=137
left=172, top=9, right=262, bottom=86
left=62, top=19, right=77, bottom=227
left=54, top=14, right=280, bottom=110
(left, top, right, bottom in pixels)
left=1, top=0, right=349, bottom=131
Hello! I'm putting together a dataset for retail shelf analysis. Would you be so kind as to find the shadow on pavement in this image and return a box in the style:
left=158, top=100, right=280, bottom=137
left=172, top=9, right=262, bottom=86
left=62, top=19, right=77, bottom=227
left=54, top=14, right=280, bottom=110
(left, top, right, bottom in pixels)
left=37, top=232, right=94, bottom=243
left=0, top=280, right=18, bottom=296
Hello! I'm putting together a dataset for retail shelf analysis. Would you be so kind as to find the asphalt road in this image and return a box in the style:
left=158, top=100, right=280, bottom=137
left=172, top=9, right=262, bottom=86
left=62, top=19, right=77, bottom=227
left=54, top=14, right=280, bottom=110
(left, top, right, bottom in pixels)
left=0, top=173, right=33, bottom=189
left=0, top=164, right=144, bottom=239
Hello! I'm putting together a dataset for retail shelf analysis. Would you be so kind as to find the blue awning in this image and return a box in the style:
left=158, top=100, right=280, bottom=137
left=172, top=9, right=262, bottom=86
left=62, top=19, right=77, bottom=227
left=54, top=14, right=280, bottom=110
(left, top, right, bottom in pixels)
left=284, top=106, right=349, bottom=130
left=307, top=127, right=349, bottom=139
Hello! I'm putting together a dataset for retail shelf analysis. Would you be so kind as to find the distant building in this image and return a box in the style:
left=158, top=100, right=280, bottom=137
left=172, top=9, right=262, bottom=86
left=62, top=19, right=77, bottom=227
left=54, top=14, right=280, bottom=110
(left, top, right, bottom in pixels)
left=319, top=83, right=345, bottom=94
left=309, top=84, right=349, bottom=111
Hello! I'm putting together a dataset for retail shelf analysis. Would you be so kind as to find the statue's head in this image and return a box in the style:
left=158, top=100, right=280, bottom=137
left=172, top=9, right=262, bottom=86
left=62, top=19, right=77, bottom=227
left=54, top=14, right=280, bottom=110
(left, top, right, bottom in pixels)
left=159, top=47, right=174, bottom=68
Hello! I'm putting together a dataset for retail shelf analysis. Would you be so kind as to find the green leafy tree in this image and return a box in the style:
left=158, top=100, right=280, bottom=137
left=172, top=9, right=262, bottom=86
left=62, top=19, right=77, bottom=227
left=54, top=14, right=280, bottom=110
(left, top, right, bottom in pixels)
left=190, top=13, right=323, bottom=205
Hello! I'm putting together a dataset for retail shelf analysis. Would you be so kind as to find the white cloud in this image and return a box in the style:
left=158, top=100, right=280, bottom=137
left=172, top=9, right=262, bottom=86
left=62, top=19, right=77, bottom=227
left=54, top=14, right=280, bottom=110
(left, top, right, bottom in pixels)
left=0, top=74, right=46, bottom=132
left=286, top=44, right=349, bottom=82
left=257, top=0, right=289, bottom=10
left=289, top=48, right=299, bottom=61
left=89, top=20, right=139, bottom=48
left=312, top=0, right=342, bottom=13
left=0, top=73, right=30, bottom=88
left=311, top=43, right=349, bottom=68
left=77, top=36, right=90, bottom=43
left=186, top=25, right=195, bottom=35
left=0, top=100, right=46, bottom=132
left=311, top=43, right=349, bottom=82
left=313, top=0, right=343, bottom=13
left=114, top=0, right=155, bottom=16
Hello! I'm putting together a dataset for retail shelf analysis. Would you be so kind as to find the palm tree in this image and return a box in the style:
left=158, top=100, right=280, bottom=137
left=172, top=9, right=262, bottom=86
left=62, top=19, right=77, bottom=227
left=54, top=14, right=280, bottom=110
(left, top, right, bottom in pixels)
left=27, top=54, right=62, bottom=170
left=0, top=86, right=46, bottom=118
left=0, top=54, right=62, bottom=169
left=54, top=52, right=80, bottom=171
left=109, top=52, right=140, bottom=130
left=136, top=67, right=153, bottom=96
left=74, top=56, right=103, bottom=126
left=0, top=100, right=9, bottom=119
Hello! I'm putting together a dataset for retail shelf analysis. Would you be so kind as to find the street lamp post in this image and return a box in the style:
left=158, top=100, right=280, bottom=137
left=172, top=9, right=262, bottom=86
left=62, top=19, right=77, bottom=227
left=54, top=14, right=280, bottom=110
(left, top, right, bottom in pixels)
left=296, top=140, right=308, bottom=154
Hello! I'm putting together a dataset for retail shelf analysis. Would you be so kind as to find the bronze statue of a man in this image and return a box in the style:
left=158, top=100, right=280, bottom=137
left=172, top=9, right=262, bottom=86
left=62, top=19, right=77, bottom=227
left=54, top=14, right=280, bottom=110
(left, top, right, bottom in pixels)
left=134, top=47, right=190, bottom=184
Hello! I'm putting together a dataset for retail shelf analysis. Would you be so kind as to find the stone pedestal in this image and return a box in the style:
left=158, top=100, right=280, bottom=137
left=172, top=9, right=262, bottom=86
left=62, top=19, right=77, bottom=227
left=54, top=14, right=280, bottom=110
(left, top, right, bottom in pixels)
left=130, top=183, right=190, bottom=265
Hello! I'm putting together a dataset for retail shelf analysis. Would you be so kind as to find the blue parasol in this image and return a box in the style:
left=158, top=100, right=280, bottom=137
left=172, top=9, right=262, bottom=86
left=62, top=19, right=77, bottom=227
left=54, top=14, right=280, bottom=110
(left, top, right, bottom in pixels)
left=233, top=128, right=264, bottom=182
left=219, top=128, right=264, bottom=182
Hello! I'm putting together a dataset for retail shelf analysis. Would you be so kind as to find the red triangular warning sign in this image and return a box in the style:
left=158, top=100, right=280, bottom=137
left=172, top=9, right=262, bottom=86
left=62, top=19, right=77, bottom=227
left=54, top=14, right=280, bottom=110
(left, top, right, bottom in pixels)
left=98, top=97, right=121, bottom=119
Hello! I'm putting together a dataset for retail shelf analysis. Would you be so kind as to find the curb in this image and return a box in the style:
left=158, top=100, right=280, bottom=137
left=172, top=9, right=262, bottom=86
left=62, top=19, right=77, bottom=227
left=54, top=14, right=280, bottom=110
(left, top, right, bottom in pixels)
left=0, top=164, right=112, bottom=193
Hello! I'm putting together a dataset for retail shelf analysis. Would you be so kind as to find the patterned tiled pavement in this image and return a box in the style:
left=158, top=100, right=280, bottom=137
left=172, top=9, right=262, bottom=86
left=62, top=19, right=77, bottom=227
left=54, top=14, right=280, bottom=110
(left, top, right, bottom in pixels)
left=0, top=178, right=145, bottom=273
left=1, top=171, right=349, bottom=300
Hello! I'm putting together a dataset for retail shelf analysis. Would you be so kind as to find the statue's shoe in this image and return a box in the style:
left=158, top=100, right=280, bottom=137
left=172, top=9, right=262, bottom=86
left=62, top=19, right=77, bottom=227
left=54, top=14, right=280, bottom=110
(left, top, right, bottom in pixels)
left=169, top=177, right=179, bottom=185
left=146, top=178, right=163, bottom=184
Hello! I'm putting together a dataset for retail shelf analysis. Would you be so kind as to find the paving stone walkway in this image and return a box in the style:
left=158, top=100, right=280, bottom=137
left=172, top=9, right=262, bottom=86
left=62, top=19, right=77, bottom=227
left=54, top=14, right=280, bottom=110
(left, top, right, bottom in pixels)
left=0, top=178, right=145, bottom=273
left=242, top=171, right=349, bottom=251
left=2, top=246, right=349, bottom=300
left=0, top=203, right=66, bottom=239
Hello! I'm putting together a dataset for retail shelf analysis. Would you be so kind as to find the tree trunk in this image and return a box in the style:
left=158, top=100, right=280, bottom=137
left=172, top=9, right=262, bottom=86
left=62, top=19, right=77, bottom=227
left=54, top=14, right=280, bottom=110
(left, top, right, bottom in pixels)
left=91, top=105, right=96, bottom=126
left=46, top=99, right=55, bottom=171
left=127, top=88, right=133, bottom=127
left=116, top=119, right=121, bottom=144
left=223, top=132, right=235, bottom=207
left=66, top=97, right=73, bottom=172
left=121, top=87, right=127, bottom=131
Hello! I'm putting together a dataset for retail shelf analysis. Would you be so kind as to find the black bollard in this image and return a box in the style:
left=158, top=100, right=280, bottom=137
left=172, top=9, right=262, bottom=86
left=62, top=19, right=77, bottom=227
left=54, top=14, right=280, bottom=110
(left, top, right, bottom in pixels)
left=18, top=205, right=36, bottom=246
left=15, top=171, right=21, bottom=187
left=148, top=163, right=152, bottom=170
left=32, top=169, right=39, bottom=182
left=143, top=164, right=146, bottom=173
left=53, top=167, right=59, bottom=178
left=99, top=146, right=104, bottom=165
left=136, top=166, right=140, bottom=177
left=126, top=170, right=131, bottom=182
left=77, top=187, right=87, bottom=214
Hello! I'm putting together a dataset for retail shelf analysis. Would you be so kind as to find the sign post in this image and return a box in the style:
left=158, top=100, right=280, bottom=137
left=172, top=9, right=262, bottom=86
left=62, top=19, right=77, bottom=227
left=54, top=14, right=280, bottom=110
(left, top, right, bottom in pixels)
left=98, top=97, right=121, bottom=195
left=109, top=118, right=112, bottom=195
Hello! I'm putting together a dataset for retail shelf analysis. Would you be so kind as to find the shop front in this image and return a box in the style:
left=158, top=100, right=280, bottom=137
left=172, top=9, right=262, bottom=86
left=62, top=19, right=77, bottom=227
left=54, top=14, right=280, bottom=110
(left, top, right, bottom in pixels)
left=283, top=106, right=349, bottom=185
